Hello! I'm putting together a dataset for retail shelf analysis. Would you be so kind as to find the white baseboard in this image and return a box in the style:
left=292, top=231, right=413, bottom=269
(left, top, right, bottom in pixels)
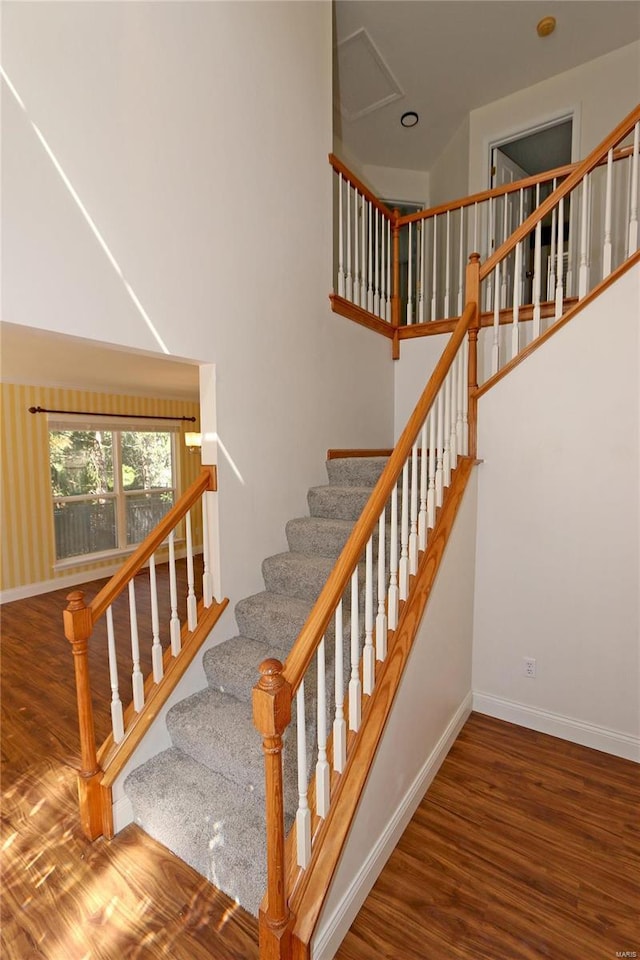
left=312, top=691, right=473, bottom=960
left=112, top=794, right=134, bottom=835
left=473, top=692, right=640, bottom=763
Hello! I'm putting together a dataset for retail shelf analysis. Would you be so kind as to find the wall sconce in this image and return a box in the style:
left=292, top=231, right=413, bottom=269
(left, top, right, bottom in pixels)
left=184, top=432, right=202, bottom=453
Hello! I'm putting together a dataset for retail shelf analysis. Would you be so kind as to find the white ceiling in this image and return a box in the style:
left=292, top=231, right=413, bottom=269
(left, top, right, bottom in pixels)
left=0, top=322, right=200, bottom=400
left=334, top=1, right=640, bottom=170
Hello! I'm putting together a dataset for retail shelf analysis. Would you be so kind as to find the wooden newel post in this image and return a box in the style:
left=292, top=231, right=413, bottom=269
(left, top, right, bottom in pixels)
left=253, top=658, right=294, bottom=960
left=465, top=252, right=481, bottom=459
left=391, top=209, right=401, bottom=360
left=63, top=590, right=104, bottom=840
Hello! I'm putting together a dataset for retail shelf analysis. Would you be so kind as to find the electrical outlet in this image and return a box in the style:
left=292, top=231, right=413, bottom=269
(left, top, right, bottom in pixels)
left=524, top=657, right=536, bottom=678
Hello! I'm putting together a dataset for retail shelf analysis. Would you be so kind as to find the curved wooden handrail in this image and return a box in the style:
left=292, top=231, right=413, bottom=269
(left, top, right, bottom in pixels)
left=328, top=153, right=396, bottom=220
left=396, top=142, right=635, bottom=227
left=282, top=300, right=477, bottom=694
left=479, top=104, right=640, bottom=282
left=90, top=465, right=217, bottom=621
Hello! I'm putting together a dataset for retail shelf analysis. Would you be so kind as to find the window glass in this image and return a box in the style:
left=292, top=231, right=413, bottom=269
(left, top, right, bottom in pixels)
left=49, top=430, right=114, bottom=497
left=54, top=498, right=117, bottom=559
left=121, top=431, right=172, bottom=491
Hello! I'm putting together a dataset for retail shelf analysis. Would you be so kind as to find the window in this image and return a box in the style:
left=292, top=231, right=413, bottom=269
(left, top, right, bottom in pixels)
left=49, top=419, right=177, bottom=563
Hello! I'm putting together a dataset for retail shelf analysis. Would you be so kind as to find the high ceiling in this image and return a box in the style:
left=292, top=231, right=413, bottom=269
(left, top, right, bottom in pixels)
left=334, top=1, right=640, bottom=170
left=0, top=322, right=200, bottom=400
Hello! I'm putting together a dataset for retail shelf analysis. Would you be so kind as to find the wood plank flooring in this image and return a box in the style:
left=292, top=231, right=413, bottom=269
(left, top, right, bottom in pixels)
left=335, top=713, right=640, bottom=960
left=2, top=579, right=639, bottom=959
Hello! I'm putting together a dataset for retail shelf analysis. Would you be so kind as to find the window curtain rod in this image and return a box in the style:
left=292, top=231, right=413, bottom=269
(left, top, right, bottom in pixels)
left=28, top=405, right=196, bottom=423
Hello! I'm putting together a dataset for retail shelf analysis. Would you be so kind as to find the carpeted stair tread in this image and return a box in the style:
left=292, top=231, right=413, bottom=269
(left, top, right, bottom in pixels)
left=203, top=636, right=273, bottom=702
left=124, top=747, right=274, bottom=916
left=235, top=590, right=314, bottom=647
left=262, top=551, right=341, bottom=603
left=167, top=688, right=267, bottom=795
left=286, top=516, right=355, bottom=557
left=308, top=484, right=375, bottom=521
left=326, top=456, right=389, bottom=488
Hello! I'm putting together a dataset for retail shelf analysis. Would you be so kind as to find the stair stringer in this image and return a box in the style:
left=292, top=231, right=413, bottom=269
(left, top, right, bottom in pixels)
left=284, top=458, right=478, bottom=958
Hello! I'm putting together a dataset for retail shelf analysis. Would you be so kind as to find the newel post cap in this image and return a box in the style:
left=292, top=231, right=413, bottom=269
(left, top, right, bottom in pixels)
left=253, top=659, right=292, bottom=736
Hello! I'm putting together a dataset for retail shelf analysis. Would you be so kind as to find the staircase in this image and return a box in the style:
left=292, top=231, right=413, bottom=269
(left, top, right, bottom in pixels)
left=123, top=456, right=389, bottom=915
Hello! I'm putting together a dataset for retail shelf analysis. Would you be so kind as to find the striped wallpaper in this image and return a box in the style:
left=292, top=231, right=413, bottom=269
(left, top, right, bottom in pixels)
left=0, top=383, right=201, bottom=594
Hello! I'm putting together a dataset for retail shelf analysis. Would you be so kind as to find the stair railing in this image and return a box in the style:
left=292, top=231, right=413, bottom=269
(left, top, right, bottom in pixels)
left=330, top=108, right=638, bottom=337
left=64, top=465, right=228, bottom=841
left=476, top=103, right=639, bottom=388
left=254, top=256, right=481, bottom=957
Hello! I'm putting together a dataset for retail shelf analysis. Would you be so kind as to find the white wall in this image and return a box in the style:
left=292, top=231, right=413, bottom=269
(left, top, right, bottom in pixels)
left=314, top=470, right=477, bottom=960
left=473, top=265, right=639, bottom=760
left=1, top=2, right=395, bottom=618
left=359, top=162, right=429, bottom=208
left=429, top=115, right=471, bottom=208
left=393, top=334, right=446, bottom=441
left=468, top=41, right=640, bottom=194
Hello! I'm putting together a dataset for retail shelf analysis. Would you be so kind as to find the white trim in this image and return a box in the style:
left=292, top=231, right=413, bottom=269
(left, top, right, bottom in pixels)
left=312, top=692, right=472, bottom=960
left=473, top=692, right=640, bottom=763
left=112, top=794, right=134, bottom=834
left=0, top=543, right=203, bottom=604
left=483, top=103, right=582, bottom=190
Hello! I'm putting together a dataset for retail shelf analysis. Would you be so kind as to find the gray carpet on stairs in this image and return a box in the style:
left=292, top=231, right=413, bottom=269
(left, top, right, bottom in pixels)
left=124, top=457, right=388, bottom=916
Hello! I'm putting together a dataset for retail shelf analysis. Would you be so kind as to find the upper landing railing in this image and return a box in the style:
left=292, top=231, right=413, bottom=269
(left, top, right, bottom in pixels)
left=330, top=104, right=640, bottom=365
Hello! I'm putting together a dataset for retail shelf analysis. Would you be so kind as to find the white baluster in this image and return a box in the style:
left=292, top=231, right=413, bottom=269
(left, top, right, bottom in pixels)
left=566, top=191, right=574, bottom=297
left=603, top=148, right=613, bottom=278
left=386, top=219, right=392, bottom=322
left=461, top=338, right=469, bottom=457
left=427, top=408, right=437, bottom=528
left=388, top=486, right=399, bottom=630
left=443, top=372, right=452, bottom=486
left=185, top=509, right=197, bottom=631
left=578, top=173, right=590, bottom=299
left=346, top=182, right=352, bottom=301
left=548, top=179, right=557, bottom=300
left=533, top=183, right=542, bottom=336
left=512, top=240, right=521, bottom=359
left=399, top=461, right=410, bottom=601
left=106, top=606, right=124, bottom=743
left=486, top=196, right=493, bottom=311
left=418, top=422, right=428, bottom=551
left=353, top=189, right=360, bottom=306
left=457, top=206, right=465, bottom=315
left=367, top=200, right=374, bottom=312
left=418, top=219, right=425, bottom=324
left=363, top=536, right=375, bottom=696
left=374, top=208, right=380, bottom=316
left=473, top=201, right=479, bottom=253
left=316, top=638, right=330, bottom=818
left=376, top=509, right=387, bottom=661
left=435, top=391, right=444, bottom=509
left=361, top=194, right=367, bottom=308
left=379, top=210, right=386, bottom=319
left=444, top=210, right=451, bottom=318
left=168, top=530, right=181, bottom=655
left=449, top=360, right=458, bottom=471
left=333, top=600, right=346, bottom=773
left=128, top=580, right=144, bottom=712
left=555, top=196, right=564, bottom=320
left=409, top=443, right=419, bottom=575
left=296, top=682, right=311, bottom=868
left=491, top=268, right=500, bottom=375
left=202, top=493, right=213, bottom=608
left=431, top=215, right=438, bottom=320
left=338, top=172, right=345, bottom=297
left=629, top=122, right=639, bottom=255
left=349, top=567, right=361, bottom=731
left=149, top=553, right=163, bottom=684
left=407, top=221, right=413, bottom=325
left=500, top=194, right=509, bottom=307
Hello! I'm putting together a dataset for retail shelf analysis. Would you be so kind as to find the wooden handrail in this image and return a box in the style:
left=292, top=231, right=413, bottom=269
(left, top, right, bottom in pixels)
left=479, top=104, right=640, bottom=282
left=90, top=465, right=217, bottom=621
left=396, top=142, right=635, bottom=227
left=328, top=153, right=396, bottom=220
left=283, top=299, right=477, bottom=694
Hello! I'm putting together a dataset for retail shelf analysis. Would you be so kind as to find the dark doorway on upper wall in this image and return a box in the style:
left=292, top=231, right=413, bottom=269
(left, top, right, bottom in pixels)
left=491, top=118, right=574, bottom=187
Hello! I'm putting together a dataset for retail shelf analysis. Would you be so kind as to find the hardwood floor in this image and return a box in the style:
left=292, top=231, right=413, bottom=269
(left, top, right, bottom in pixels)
left=2, top=578, right=638, bottom=959
left=335, top=713, right=640, bottom=960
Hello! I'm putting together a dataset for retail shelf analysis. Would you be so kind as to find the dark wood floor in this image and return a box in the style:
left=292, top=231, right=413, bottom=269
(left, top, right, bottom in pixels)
left=2, top=579, right=639, bottom=959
